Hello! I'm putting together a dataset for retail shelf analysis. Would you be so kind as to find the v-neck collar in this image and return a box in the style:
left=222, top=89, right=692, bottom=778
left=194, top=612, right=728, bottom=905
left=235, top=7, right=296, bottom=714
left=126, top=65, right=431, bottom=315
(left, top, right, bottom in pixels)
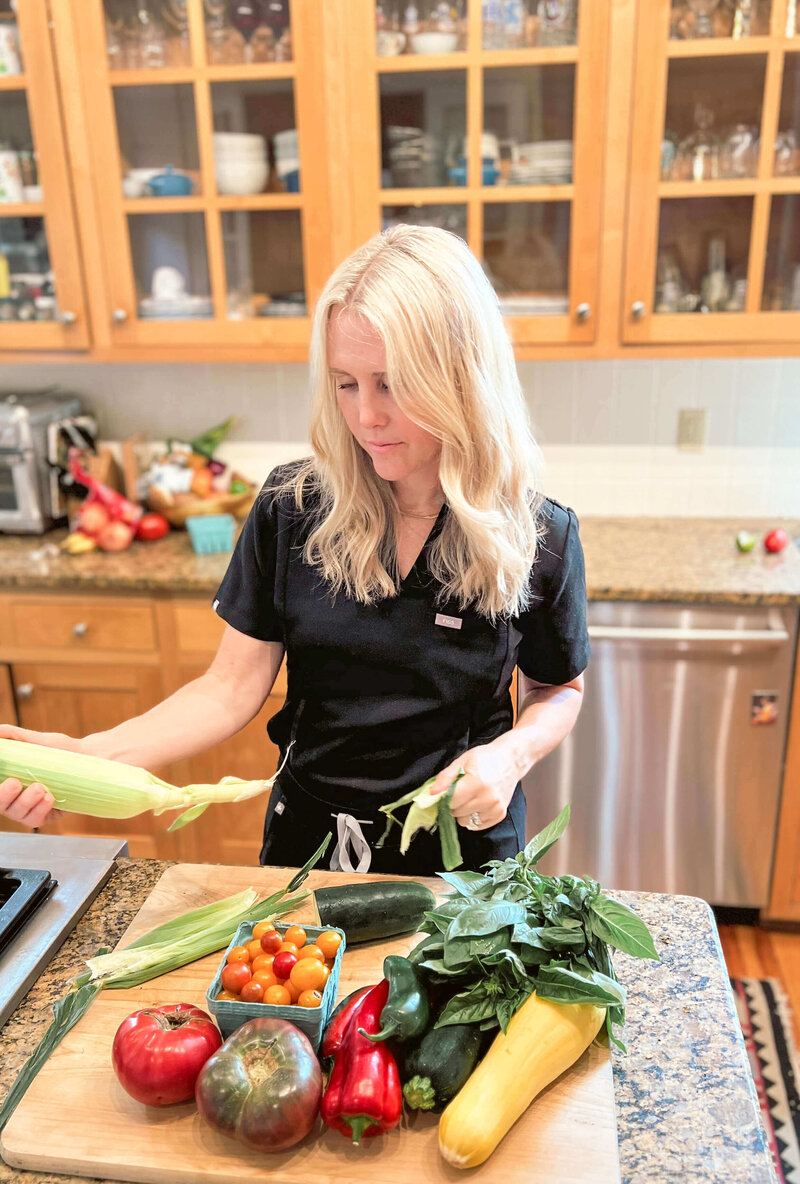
left=399, top=502, right=448, bottom=588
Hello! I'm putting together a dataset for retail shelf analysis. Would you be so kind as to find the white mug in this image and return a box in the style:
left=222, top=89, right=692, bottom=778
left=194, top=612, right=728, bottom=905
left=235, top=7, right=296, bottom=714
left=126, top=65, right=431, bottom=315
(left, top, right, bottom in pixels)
left=151, top=265, right=186, bottom=300
left=0, top=149, right=23, bottom=203
left=0, top=24, right=22, bottom=76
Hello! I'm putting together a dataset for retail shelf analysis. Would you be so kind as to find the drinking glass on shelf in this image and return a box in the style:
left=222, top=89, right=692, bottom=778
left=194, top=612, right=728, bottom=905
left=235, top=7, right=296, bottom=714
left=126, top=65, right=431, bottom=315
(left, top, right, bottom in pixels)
left=720, top=123, right=759, bottom=178
left=134, top=0, right=167, bottom=69
left=774, top=130, right=799, bottom=176
left=161, top=0, right=190, bottom=66
left=731, top=0, right=757, bottom=38
left=231, top=1, right=260, bottom=63
left=675, top=103, right=720, bottom=181
left=204, top=0, right=229, bottom=62
left=687, top=0, right=718, bottom=37
left=260, top=0, right=291, bottom=61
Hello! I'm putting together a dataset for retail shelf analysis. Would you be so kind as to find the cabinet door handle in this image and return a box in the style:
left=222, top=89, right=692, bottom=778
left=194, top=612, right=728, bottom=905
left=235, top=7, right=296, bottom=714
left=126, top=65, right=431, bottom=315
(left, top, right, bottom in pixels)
left=112, top=308, right=128, bottom=324
left=575, top=302, right=591, bottom=321
left=59, top=310, right=77, bottom=325
left=72, top=621, right=89, bottom=637
left=16, top=683, right=34, bottom=699
left=631, top=300, right=646, bottom=319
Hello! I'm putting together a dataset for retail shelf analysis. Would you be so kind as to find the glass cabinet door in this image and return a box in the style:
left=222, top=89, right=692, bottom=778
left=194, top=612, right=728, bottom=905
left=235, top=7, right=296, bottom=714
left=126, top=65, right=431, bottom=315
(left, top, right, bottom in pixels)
left=0, top=0, right=88, bottom=351
left=624, top=0, right=800, bottom=343
left=72, top=0, right=330, bottom=350
left=349, top=0, right=609, bottom=346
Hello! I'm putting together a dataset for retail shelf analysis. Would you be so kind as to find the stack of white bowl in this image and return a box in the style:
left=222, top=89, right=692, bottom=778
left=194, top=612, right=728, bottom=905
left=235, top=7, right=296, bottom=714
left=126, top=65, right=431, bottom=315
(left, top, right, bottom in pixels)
left=273, top=129, right=299, bottom=191
left=213, top=132, right=268, bottom=196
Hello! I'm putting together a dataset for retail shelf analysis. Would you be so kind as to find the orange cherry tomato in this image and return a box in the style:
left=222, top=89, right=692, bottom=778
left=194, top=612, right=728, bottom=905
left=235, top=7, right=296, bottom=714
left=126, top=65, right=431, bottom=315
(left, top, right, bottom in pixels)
left=226, top=945, right=250, bottom=964
left=260, top=931, right=282, bottom=955
left=252, top=954, right=275, bottom=974
left=264, top=984, right=292, bottom=1006
left=240, top=979, right=266, bottom=1003
left=297, top=989, right=324, bottom=1008
left=251, top=971, right=278, bottom=991
left=290, top=958, right=327, bottom=993
left=252, top=921, right=275, bottom=940
left=245, top=938, right=263, bottom=962
left=316, top=930, right=342, bottom=960
left=283, top=925, right=307, bottom=949
left=221, top=962, right=252, bottom=994
left=278, top=941, right=299, bottom=955
left=216, top=989, right=240, bottom=1001
left=285, top=979, right=302, bottom=1004
left=298, top=944, right=325, bottom=963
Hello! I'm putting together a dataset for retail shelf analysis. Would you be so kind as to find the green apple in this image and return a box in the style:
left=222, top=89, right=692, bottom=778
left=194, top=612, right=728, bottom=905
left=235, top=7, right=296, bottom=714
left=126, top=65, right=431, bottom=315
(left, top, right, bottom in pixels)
left=736, top=530, right=757, bottom=553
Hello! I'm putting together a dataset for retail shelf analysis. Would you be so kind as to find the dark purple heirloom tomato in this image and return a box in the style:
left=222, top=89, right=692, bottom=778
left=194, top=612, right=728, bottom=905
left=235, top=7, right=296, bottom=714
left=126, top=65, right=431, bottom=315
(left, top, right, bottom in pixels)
left=195, top=1017, right=322, bottom=1152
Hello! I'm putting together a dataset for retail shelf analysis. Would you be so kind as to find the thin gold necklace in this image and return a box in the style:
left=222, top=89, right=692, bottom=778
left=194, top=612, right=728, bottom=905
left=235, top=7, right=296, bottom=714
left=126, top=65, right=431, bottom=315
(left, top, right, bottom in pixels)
left=399, top=510, right=440, bottom=520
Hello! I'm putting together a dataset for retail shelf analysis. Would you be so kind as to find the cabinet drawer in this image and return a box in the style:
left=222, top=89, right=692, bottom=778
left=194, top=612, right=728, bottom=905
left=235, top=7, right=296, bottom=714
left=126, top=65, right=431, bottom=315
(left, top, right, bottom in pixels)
left=4, top=595, right=157, bottom=654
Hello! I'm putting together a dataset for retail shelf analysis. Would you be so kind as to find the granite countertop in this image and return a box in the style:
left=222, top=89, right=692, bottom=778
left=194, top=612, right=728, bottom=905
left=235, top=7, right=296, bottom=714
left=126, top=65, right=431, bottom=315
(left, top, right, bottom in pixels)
left=0, top=518, right=799, bottom=604
left=0, top=858, right=776, bottom=1184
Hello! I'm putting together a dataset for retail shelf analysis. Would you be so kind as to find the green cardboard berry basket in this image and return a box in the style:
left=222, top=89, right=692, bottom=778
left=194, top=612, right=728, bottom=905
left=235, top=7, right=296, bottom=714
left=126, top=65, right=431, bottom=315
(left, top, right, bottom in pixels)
left=206, top=921, right=346, bottom=1051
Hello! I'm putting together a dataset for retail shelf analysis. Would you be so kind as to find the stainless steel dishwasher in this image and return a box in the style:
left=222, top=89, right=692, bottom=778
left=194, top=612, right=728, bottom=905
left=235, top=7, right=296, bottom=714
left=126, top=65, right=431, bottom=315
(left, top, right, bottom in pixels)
left=522, top=601, right=798, bottom=907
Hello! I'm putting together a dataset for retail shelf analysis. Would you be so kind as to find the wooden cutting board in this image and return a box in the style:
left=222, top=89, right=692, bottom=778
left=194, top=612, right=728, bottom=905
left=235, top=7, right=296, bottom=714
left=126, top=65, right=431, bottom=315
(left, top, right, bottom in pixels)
left=1, top=863, right=620, bottom=1183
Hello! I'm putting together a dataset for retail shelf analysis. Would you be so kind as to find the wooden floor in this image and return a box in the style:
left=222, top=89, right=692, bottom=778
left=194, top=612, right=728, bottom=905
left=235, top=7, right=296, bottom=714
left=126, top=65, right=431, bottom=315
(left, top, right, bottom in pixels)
left=718, top=921, right=800, bottom=1047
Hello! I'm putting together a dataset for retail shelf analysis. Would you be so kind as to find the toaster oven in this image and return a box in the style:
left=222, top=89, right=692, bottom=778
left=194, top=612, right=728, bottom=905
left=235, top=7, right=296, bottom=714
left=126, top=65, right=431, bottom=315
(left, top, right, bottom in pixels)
left=0, top=388, right=96, bottom=534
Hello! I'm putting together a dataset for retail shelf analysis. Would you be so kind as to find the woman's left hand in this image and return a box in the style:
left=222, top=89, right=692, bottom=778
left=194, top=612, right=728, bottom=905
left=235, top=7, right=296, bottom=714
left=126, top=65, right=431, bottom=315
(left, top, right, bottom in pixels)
left=429, top=742, right=518, bottom=831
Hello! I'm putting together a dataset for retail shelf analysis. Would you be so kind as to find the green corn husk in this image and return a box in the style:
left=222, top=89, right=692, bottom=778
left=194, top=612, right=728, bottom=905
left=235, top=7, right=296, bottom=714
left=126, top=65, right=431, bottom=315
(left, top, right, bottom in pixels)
left=377, top=770, right=465, bottom=871
left=0, top=738, right=291, bottom=831
left=0, top=834, right=331, bottom=1133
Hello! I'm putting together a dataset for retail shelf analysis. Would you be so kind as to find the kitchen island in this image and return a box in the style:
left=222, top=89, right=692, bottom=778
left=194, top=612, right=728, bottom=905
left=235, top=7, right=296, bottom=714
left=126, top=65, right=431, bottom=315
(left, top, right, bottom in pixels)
left=0, top=857, right=777, bottom=1184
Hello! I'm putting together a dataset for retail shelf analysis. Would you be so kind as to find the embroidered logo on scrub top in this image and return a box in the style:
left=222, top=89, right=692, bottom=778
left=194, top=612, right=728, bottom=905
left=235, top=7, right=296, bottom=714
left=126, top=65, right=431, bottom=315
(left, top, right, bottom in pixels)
left=435, top=613, right=462, bottom=630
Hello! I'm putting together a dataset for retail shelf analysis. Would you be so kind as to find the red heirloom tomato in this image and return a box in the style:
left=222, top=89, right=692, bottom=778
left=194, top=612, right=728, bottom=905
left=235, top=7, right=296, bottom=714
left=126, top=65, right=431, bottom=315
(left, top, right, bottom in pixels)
left=195, top=1017, right=322, bottom=1153
left=112, top=1003, right=222, bottom=1106
left=135, top=512, right=170, bottom=542
left=764, top=528, right=790, bottom=554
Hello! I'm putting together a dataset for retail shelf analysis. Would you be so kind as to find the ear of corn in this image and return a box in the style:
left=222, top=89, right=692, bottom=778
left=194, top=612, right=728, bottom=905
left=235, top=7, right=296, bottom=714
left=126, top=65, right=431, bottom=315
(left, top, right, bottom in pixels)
left=0, top=738, right=286, bottom=827
left=438, top=992, right=606, bottom=1169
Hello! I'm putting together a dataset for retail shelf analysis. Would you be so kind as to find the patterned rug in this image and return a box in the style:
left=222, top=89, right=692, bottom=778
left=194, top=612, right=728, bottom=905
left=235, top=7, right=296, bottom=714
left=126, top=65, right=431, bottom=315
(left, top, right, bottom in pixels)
left=731, top=977, right=800, bottom=1184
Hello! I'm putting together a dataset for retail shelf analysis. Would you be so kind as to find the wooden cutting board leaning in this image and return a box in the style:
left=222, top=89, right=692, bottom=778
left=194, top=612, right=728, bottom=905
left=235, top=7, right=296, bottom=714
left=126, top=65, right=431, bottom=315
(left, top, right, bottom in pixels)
left=0, top=863, right=621, bottom=1183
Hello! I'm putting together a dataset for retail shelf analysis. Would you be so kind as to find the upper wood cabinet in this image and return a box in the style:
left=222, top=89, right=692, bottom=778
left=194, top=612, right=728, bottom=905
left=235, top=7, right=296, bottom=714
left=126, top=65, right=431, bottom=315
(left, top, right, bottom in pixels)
left=0, top=0, right=89, bottom=349
left=624, top=0, right=800, bottom=346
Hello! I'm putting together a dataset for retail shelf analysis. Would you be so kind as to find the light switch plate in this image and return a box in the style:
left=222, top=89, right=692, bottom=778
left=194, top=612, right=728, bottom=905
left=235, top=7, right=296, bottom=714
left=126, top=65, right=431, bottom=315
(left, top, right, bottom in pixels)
left=678, top=408, right=708, bottom=451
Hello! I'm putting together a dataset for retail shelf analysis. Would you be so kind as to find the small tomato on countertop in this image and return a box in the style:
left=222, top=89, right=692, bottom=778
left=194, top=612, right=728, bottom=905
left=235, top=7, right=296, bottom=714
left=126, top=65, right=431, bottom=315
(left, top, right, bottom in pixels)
left=112, top=1003, right=222, bottom=1106
left=764, top=528, right=790, bottom=554
left=135, top=512, right=171, bottom=542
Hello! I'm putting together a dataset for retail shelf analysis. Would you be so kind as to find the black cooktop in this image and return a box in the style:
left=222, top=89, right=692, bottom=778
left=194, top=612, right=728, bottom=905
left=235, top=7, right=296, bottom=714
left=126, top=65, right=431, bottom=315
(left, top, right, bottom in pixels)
left=0, top=867, right=57, bottom=956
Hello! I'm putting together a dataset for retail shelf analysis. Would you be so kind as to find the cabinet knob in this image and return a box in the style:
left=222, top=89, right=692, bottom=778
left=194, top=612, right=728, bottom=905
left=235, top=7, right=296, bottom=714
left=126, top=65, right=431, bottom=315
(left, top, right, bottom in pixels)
left=575, top=302, right=591, bottom=321
left=631, top=300, right=646, bottom=319
left=72, top=621, right=89, bottom=638
left=16, top=683, right=34, bottom=699
left=112, top=308, right=128, bottom=324
left=59, top=310, right=77, bottom=325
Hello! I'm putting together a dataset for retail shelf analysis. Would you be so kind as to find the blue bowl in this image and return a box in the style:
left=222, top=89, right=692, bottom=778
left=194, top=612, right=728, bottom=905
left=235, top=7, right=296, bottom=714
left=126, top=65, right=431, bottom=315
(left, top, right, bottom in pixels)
left=147, top=166, right=194, bottom=197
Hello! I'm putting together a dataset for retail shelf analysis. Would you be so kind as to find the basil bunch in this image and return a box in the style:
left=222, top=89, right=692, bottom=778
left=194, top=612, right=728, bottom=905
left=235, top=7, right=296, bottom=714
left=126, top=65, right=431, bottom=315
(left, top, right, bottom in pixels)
left=408, top=805, right=658, bottom=1050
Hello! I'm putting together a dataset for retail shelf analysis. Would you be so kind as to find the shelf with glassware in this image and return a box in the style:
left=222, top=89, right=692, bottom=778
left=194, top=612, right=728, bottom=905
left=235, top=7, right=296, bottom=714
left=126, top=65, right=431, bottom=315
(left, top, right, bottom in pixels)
left=0, top=0, right=89, bottom=350
left=623, top=0, right=800, bottom=343
left=347, top=0, right=606, bottom=346
left=57, top=0, right=330, bottom=352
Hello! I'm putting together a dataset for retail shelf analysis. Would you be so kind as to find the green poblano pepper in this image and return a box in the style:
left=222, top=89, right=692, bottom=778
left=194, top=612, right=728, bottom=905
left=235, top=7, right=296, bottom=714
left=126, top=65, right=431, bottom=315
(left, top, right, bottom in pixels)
left=359, top=954, right=430, bottom=1043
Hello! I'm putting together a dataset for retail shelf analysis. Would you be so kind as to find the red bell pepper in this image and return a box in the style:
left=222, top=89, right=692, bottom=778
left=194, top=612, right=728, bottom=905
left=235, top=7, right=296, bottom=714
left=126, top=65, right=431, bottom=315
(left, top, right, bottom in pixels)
left=321, top=978, right=403, bottom=1144
left=321, top=985, right=375, bottom=1059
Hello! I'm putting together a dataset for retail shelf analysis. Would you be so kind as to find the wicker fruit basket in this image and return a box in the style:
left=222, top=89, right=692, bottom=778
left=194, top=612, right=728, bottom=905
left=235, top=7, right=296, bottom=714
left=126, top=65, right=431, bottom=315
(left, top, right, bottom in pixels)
left=147, top=485, right=255, bottom=529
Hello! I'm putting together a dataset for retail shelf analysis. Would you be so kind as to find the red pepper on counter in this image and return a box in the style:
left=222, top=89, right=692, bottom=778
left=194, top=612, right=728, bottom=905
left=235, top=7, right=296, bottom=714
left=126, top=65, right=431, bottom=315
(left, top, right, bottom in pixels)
left=321, top=985, right=375, bottom=1059
left=321, top=978, right=403, bottom=1144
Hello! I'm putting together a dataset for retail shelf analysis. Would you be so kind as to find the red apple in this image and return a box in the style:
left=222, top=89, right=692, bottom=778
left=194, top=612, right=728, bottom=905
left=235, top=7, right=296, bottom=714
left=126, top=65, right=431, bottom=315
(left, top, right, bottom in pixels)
left=764, top=529, right=790, bottom=554
left=97, top=520, right=135, bottom=552
left=78, top=501, right=111, bottom=537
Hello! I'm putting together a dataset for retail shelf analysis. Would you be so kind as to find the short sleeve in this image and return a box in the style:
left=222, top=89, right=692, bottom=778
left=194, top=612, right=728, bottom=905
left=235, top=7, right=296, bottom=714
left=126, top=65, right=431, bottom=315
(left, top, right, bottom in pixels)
left=211, top=474, right=285, bottom=643
left=514, top=500, right=590, bottom=685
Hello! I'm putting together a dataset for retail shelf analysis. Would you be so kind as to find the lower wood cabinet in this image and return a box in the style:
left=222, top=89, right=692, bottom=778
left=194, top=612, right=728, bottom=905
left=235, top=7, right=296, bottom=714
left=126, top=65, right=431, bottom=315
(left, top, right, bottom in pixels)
left=765, top=649, right=800, bottom=924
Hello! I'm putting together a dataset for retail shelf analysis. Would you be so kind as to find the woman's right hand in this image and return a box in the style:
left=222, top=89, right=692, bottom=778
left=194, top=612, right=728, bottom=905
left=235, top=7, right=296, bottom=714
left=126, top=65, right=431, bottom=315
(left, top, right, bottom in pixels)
left=0, top=723, right=85, bottom=828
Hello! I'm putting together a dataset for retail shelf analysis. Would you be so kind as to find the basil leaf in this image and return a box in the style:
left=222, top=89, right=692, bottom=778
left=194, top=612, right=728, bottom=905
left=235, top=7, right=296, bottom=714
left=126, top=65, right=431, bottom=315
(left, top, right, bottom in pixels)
left=448, top=901, right=527, bottom=939
left=533, top=962, right=627, bottom=1008
left=589, top=895, right=658, bottom=960
left=522, top=803, right=571, bottom=867
left=438, top=870, right=491, bottom=897
left=435, top=982, right=498, bottom=1028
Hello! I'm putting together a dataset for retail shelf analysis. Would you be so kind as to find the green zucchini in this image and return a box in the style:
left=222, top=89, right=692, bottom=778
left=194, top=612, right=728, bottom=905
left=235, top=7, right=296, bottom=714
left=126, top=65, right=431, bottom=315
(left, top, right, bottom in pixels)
left=313, top=879, right=436, bottom=944
left=400, top=1023, right=483, bottom=1112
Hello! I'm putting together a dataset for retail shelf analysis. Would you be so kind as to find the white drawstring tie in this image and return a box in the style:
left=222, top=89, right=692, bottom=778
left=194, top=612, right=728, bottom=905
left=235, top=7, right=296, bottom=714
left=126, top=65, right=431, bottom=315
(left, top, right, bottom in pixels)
left=329, top=813, right=373, bottom=873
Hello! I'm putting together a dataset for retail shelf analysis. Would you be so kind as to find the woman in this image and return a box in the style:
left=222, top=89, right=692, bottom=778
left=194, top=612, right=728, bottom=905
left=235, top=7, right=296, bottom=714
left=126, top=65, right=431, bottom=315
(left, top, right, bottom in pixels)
left=0, top=225, right=589, bottom=875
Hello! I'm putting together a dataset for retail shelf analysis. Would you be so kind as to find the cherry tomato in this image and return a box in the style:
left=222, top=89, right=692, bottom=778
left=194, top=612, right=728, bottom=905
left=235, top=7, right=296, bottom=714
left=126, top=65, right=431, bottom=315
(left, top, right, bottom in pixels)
left=264, top=984, right=292, bottom=1006
left=252, top=921, right=275, bottom=940
left=285, top=980, right=302, bottom=1003
left=273, top=951, right=298, bottom=981
left=297, top=989, right=323, bottom=1009
left=221, top=962, right=252, bottom=995
left=298, top=944, right=325, bottom=963
left=251, top=971, right=278, bottom=992
left=278, top=941, right=298, bottom=955
left=216, top=990, right=240, bottom=1002
left=245, top=938, right=263, bottom=961
left=316, top=931, right=342, bottom=960
left=252, top=954, right=275, bottom=974
left=226, top=945, right=250, bottom=964
left=111, top=1003, right=221, bottom=1106
left=240, top=980, right=266, bottom=1004
left=290, top=958, right=327, bottom=993
left=260, top=931, right=282, bottom=955
left=283, top=925, right=307, bottom=949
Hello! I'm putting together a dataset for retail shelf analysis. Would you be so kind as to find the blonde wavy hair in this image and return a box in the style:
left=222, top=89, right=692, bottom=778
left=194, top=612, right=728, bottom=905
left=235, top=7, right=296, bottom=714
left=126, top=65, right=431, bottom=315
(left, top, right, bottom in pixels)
left=275, top=224, right=543, bottom=619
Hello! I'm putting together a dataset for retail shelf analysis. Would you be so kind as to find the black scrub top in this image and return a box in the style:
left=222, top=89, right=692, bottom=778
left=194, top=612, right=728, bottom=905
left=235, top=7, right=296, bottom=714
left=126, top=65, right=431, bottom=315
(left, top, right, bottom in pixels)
left=213, top=461, right=590, bottom=813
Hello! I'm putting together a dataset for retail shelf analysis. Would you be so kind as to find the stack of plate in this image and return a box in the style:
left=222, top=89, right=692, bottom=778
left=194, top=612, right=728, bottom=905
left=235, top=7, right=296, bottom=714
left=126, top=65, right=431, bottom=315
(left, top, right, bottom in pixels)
left=496, top=293, right=570, bottom=316
left=386, top=125, right=442, bottom=187
left=509, top=140, right=573, bottom=184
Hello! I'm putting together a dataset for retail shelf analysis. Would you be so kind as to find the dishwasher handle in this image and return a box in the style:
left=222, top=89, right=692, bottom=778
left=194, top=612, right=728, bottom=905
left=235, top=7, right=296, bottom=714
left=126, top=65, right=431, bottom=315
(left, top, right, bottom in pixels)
left=588, top=624, right=791, bottom=645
